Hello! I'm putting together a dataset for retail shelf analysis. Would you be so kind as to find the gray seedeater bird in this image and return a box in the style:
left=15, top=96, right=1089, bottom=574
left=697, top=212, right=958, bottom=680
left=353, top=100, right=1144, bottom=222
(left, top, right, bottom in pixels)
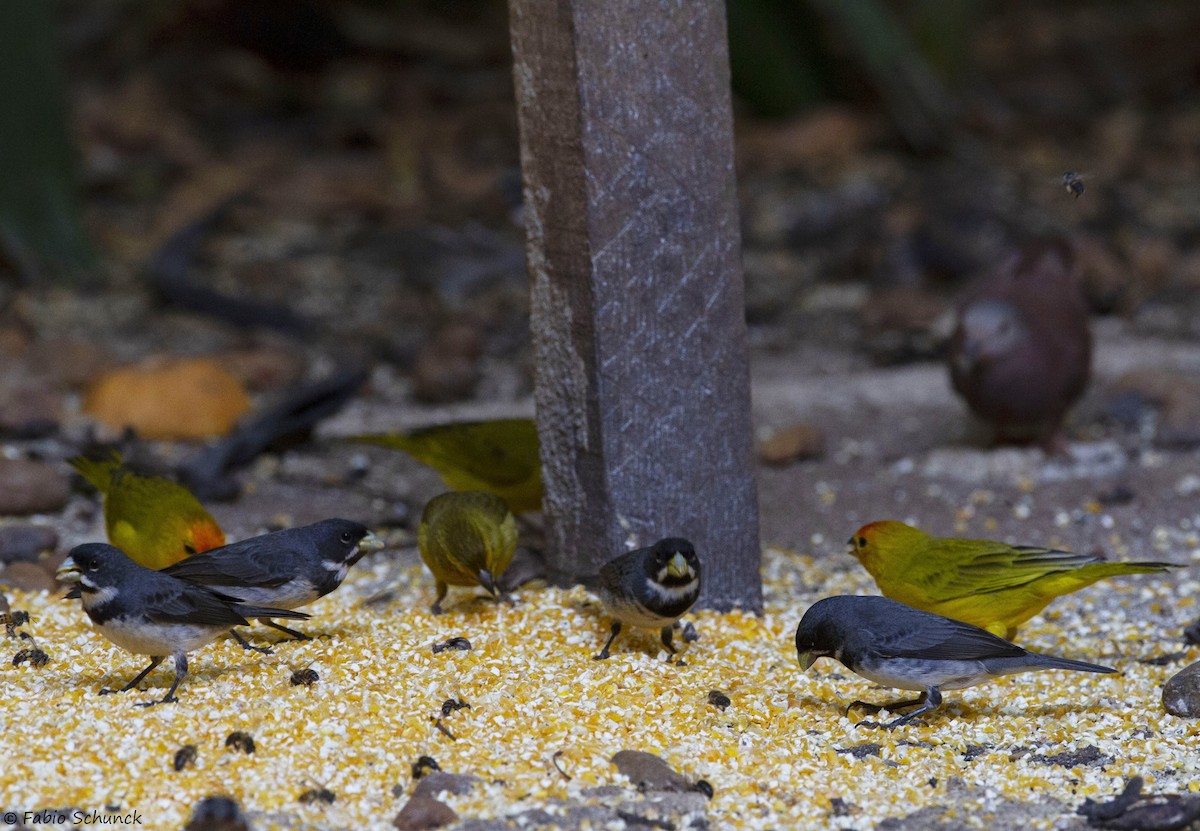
left=57, top=543, right=308, bottom=706
left=592, top=537, right=701, bottom=660
left=160, top=518, right=382, bottom=645
left=795, top=595, right=1115, bottom=729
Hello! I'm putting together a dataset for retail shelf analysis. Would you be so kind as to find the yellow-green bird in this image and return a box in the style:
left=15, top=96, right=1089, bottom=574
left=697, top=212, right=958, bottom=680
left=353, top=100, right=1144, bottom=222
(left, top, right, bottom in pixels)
left=69, top=450, right=226, bottom=570
left=849, top=520, right=1180, bottom=639
left=418, top=490, right=518, bottom=614
left=347, top=418, right=543, bottom=513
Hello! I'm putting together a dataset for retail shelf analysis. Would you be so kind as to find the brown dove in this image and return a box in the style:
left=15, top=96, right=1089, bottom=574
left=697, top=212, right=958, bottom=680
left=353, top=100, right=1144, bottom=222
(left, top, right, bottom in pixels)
left=948, top=238, right=1092, bottom=448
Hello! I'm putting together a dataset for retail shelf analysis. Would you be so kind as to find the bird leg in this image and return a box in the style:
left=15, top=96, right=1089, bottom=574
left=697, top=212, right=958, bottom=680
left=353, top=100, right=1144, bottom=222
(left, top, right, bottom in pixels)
left=431, top=581, right=448, bottom=616
left=855, top=688, right=944, bottom=730
left=229, top=628, right=273, bottom=654
left=136, top=654, right=187, bottom=707
left=660, top=625, right=677, bottom=654
left=264, top=621, right=312, bottom=641
left=594, top=622, right=622, bottom=660
left=100, top=656, right=164, bottom=696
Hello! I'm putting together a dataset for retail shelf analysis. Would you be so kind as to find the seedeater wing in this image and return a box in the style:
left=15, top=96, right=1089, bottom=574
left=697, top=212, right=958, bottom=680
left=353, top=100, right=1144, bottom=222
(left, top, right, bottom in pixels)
left=161, top=543, right=297, bottom=589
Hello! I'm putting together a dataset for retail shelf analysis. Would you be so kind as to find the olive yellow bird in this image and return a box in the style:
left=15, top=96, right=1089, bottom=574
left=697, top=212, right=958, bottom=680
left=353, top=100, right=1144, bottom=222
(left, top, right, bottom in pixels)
left=849, top=520, right=1179, bottom=639
left=69, top=450, right=225, bottom=569
left=418, top=490, right=518, bottom=614
left=348, top=418, right=542, bottom=513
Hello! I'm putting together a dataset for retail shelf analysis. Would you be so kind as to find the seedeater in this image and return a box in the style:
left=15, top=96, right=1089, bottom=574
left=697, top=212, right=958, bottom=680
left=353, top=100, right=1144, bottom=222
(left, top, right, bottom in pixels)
left=593, top=538, right=701, bottom=660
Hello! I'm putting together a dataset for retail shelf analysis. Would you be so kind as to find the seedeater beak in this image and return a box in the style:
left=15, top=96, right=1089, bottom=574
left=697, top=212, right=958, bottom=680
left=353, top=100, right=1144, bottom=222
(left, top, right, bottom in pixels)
left=797, top=650, right=817, bottom=671
left=665, top=552, right=690, bottom=580
left=348, top=532, right=385, bottom=565
left=477, top=569, right=497, bottom=596
left=55, top=556, right=81, bottom=584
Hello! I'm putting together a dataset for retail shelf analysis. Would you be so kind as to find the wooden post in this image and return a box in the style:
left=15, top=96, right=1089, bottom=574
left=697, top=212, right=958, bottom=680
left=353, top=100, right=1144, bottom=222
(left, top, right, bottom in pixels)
left=509, top=0, right=761, bottom=612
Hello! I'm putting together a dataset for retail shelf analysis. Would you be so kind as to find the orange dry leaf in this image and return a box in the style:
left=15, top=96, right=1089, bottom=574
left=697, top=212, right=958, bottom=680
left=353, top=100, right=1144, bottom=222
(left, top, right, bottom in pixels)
left=83, top=357, right=251, bottom=440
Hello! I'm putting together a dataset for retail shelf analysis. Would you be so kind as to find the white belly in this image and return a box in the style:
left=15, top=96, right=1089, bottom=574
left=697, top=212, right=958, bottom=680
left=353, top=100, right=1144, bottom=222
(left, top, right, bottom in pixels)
left=96, top=617, right=221, bottom=656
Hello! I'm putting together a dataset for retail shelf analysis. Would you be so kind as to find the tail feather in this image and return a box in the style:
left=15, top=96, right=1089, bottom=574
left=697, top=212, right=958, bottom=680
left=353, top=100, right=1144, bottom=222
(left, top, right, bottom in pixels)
left=1034, top=654, right=1116, bottom=674
left=236, top=604, right=309, bottom=621
left=68, top=450, right=124, bottom=493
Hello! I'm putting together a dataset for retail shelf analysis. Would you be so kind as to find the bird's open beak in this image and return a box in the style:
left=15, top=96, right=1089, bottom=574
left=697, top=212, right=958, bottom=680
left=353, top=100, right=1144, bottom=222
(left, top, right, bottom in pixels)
left=55, top=556, right=81, bottom=584
left=478, top=569, right=497, bottom=596
left=797, top=650, right=817, bottom=671
left=665, top=552, right=690, bottom=580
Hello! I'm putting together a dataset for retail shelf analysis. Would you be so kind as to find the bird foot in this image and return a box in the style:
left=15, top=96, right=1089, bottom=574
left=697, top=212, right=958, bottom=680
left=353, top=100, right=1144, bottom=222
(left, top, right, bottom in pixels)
left=593, top=650, right=611, bottom=661
left=98, top=687, right=121, bottom=696
left=231, top=633, right=273, bottom=654
left=855, top=713, right=929, bottom=730
left=135, top=695, right=178, bottom=708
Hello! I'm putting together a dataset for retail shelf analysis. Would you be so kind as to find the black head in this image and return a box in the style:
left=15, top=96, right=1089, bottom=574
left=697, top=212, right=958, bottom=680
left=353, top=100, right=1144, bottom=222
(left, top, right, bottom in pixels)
left=303, top=519, right=382, bottom=565
left=57, top=543, right=142, bottom=592
left=645, top=537, right=700, bottom=586
left=795, top=596, right=858, bottom=671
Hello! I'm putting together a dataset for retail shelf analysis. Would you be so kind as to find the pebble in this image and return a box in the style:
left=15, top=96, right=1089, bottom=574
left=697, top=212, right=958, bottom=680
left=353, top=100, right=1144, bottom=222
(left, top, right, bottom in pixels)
left=0, top=561, right=58, bottom=593
left=392, top=796, right=457, bottom=830
left=1162, top=660, right=1200, bottom=717
left=611, top=750, right=692, bottom=792
left=411, top=771, right=480, bottom=799
left=0, top=459, right=70, bottom=515
left=0, top=525, right=59, bottom=564
left=759, top=422, right=826, bottom=465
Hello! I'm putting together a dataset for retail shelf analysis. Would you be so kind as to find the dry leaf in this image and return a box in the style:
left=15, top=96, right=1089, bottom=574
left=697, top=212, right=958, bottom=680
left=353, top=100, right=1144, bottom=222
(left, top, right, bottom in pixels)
left=83, top=357, right=251, bottom=440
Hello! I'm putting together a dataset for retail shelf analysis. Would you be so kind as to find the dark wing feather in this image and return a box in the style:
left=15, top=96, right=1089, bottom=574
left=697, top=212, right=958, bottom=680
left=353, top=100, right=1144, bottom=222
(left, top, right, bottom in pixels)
left=142, top=583, right=249, bottom=628
left=162, top=539, right=301, bottom=588
left=867, top=603, right=1029, bottom=662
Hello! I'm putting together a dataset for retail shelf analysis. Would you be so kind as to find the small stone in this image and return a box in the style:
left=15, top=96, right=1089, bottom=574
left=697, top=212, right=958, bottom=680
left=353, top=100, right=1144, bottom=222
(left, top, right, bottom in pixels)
left=393, top=796, right=458, bottom=830
left=0, top=381, right=63, bottom=437
left=611, top=750, right=691, bottom=792
left=0, top=562, right=58, bottom=593
left=184, top=795, right=250, bottom=831
left=412, top=771, right=480, bottom=799
left=0, top=526, right=58, bottom=564
left=0, top=460, right=69, bottom=515
left=758, top=423, right=825, bottom=465
left=1031, top=744, right=1110, bottom=767
left=1162, top=660, right=1200, bottom=717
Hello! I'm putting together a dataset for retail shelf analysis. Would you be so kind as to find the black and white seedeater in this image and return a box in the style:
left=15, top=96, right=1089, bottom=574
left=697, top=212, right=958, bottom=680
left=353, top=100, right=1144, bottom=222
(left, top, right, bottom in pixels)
left=57, top=543, right=308, bottom=706
left=795, top=595, right=1116, bottom=729
left=592, top=537, right=701, bottom=660
left=160, top=518, right=382, bottom=644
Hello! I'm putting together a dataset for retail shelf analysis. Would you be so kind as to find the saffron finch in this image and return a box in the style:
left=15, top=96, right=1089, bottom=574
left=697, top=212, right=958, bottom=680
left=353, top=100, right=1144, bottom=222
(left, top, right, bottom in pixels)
left=69, top=450, right=225, bottom=569
left=348, top=418, right=542, bottom=513
left=849, top=520, right=1179, bottom=639
left=418, top=491, right=518, bottom=614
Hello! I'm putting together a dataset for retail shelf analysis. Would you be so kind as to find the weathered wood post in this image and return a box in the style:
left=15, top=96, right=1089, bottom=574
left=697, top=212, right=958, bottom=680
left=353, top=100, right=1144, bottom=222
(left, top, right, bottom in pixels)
left=509, top=1, right=761, bottom=611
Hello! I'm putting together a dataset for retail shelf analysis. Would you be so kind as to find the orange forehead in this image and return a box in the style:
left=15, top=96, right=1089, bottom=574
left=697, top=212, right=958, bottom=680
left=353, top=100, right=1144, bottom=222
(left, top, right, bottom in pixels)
left=189, top=521, right=226, bottom=553
left=851, top=521, right=892, bottom=541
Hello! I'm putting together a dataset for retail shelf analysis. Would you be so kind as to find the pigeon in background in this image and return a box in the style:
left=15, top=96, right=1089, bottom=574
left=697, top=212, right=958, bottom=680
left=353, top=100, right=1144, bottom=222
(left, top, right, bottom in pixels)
left=948, top=238, right=1092, bottom=449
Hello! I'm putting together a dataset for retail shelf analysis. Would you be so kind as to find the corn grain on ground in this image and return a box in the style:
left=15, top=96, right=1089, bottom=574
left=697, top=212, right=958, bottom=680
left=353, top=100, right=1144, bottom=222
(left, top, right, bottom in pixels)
left=2, top=544, right=1198, bottom=830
